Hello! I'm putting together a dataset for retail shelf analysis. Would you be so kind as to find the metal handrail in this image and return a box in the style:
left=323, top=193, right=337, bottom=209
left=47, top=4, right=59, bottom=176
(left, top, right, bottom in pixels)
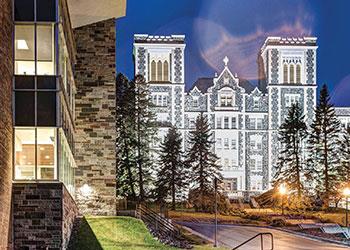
left=232, top=232, right=274, bottom=250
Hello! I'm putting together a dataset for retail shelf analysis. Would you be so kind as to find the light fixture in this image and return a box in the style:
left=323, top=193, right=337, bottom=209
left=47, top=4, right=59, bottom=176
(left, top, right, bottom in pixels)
left=79, top=184, right=92, bottom=197
left=344, top=187, right=350, bottom=197
left=40, top=147, right=45, bottom=151
left=45, top=155, right=50, bottom=159
left=17, top=39, right=29, bottom=50
left=279, top=184, right=287, bottom=195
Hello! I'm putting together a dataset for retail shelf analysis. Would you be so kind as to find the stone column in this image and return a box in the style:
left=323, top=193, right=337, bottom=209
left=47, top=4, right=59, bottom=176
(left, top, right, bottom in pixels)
left=0, top=0, right=13, bottom=247
left=74, top=19, right=116, bottom=215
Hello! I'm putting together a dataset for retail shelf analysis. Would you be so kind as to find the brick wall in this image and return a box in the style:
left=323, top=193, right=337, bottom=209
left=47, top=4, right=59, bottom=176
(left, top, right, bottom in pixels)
left=74, top=19, right=117, bottom=215
left=0, top=0, right=13, bottom=248
left=12, top=183, right=78, bottom=249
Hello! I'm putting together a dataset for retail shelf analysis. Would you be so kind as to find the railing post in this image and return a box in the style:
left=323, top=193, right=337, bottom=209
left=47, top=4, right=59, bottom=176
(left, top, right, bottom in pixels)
left=261, top=234, right=263, bottom=250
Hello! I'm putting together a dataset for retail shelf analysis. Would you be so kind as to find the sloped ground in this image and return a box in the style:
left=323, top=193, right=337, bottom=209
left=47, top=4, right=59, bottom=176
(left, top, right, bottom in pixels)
left=68, top=216, right=226, bottom=250
left=68, top=216, right=177, bottom=250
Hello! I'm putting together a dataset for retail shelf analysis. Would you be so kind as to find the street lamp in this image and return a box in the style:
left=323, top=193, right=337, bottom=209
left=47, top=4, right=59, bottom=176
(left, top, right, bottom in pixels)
left=343, top=187, right=350, bottom=229
left=279, top=184, right=287, bottom=216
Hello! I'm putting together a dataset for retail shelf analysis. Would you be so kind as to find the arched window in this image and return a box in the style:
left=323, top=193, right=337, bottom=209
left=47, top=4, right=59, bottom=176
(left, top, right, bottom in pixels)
left=289, top=64, right=295, bottom=83
left=157, top=60, right=162, bottom=81
left=296, top=64, right=301, bottom=83
left=151, top=60, right=156, bottom=81
left=283, top=64, right=288, bottom=83
left=163, top=60, right=169, bottom=81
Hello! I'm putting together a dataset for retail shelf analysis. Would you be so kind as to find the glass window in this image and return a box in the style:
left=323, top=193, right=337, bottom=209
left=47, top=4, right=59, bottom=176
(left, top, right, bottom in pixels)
left=37, top=76, right=57, bottom=89
left=15, top=76, right=35, bottom=89
left=193, top=98, right=199, bottom=107
left=163, top=60, right=169, bottom=81
left=37, top=92, right=57, bottom=126
left=249, top=118, right=256, bottom=129
left=157, top=61, right=162, bottom=81
left=36, top=0, right=56, bottom=21
left=289, top=64, right=295, bottom=83
left=257, top=118, right=263, bottom=129
left=14, top=0, right=34, bottom=21
left=283, top=64, right=288, bottom=83
left=37, top=128, right=57, bottom=179
left=216, top=117, right=222, bottom=129
left=224, top=117, right=229, bottom=129
left=151, top=60, right=156, bottom=81
left=15, top=25, right=35, bottom=75
left=15, top=92, right=35, bottom=126
left=232, top=178, right=238, bottom=191
left=231, top=117, right=236, bottom=129
left=15, top=128, right=36, bottom=180
left=217, top=138, right=222, bottom=149
left=224, top=138, right=229, bottom=149
left=296, top=64, right=301, bottom=83
left=231, top=139, right=237, bottom=149
left=37, top=24, right=55, bottom=75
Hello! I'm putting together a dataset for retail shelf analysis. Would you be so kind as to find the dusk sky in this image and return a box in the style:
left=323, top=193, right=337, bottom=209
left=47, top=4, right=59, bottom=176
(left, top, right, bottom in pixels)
left=116, top=0, right=350, bottom=106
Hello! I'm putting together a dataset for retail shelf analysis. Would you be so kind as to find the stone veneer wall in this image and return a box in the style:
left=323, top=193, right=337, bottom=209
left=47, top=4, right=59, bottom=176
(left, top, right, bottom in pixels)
left=0, top=0, right=13, bottom=248
left=12, top=183, right=78, bottom=249
left=74, top=19, right=117, bottom=215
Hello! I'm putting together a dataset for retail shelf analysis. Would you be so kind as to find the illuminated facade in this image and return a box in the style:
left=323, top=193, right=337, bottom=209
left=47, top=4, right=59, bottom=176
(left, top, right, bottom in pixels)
left=133, top=35, right=335, bottom=198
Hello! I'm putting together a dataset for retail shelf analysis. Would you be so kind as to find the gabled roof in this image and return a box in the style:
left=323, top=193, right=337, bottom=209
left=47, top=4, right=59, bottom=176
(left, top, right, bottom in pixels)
left=188, top=77, right=255, bottom=94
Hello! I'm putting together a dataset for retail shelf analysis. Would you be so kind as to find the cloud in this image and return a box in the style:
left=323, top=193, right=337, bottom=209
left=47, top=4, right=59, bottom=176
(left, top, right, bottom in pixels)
left=331, top=74, right=350, bottom=106
left=194, top=9, right=313, bottom=81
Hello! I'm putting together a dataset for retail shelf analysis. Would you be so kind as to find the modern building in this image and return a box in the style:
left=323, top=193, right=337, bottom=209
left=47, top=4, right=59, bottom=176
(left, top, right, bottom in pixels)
left=133, top=35, right=350, bottom=199
left=0, top=0, right=126, bottom=248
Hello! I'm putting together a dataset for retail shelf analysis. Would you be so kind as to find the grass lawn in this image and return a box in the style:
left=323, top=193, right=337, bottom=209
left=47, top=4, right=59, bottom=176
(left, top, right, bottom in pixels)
left=68, top=216, right=227, bottom=250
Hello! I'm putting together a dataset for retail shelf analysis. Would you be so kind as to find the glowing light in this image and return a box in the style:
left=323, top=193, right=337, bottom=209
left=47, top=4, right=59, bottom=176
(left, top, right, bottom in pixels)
left=45, top=155, right=50, bottom=159
left=344, top=187, right=350, bottom=197
left=17, top=40, right=29, bottom=50
left=279, top=184, right=287, bottom=195
left=79, top=184, right=92, bottom=197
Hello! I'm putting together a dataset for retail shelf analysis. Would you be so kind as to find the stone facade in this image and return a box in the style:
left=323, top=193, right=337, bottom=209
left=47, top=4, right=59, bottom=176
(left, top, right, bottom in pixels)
left=74, top=19, right=117, bottom=215
left=134, top=35, right=321, bottom=198
left=0, top=0, right=13, bottom=247
left=12, top=183, right=78, bottom=250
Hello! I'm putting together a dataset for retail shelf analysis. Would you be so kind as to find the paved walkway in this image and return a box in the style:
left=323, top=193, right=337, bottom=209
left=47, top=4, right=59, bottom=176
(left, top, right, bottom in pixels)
left=179, top=222, right=350, bottom=250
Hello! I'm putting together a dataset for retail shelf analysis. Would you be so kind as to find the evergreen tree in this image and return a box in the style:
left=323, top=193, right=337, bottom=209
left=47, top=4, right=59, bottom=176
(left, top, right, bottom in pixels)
left=307, top=84, right=342, bottom=207
left=186, top=113, right=222, bottom=210
left=116, top=73, right=137, bottom=200
left=340, top=127, right=350, bottom=184
left=155, top=126, right=188, bottom=210
left=274, top=103, right=307, bottom=198
left=134, top=75, right=157, bottom=202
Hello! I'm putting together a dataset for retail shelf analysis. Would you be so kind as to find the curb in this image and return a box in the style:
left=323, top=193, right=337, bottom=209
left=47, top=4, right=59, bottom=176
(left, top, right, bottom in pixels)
left=177, top=221, right=350, bottom=248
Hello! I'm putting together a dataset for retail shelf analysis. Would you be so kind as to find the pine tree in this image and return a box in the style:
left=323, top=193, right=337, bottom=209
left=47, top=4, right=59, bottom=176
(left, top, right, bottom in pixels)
left=274, top=103, right=307, bottom=198
left=340, top=127, right=350, bottom=184
left=134, top=75, right=157, bottom=202
left=155, top=126, right=188, bottom=210
left=116, top=73, right=137, bottom=200
left=307, top=84, right=342, bottom=207
left=186, top=113, right=222, bottom=210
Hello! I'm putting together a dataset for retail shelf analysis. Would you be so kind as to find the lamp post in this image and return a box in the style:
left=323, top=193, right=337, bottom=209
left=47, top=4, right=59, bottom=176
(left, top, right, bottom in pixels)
left=343, top=187, right=350, bottom=230
left=278, top=184, right=287, bottom=216
left=214, top=177, right=218, bottom=247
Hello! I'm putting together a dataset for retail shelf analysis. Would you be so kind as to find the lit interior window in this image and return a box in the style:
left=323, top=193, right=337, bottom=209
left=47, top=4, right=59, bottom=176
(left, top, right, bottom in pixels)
left=36, top=128, right=57, bottom=179
left=15, top=25, right=35, bottom=75
left=14, top=128, right=57, bottom=180
left=15, top=128, right=36, bottom=180
left=37, top=24, right=55, bottom=75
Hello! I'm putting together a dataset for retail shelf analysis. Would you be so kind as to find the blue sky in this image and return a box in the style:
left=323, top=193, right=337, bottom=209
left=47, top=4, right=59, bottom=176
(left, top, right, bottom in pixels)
left=116, top=0, right=350, bottom=106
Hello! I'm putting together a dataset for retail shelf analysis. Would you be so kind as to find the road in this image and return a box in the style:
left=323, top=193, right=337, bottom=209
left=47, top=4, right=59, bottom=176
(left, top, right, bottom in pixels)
left=178, top=222, right=350, bottom=250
